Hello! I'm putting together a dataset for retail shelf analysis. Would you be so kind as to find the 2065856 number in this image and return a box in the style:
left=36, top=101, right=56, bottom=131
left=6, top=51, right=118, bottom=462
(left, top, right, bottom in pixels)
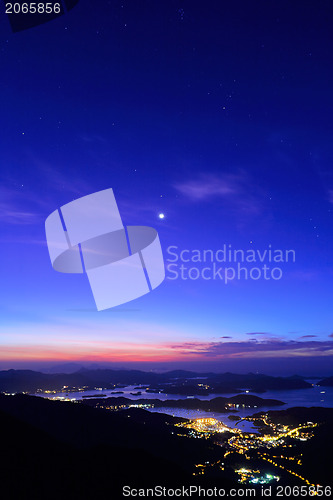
left=5, top=3, right=61, bottom=14
left=276, top=485, right=331, bottom=497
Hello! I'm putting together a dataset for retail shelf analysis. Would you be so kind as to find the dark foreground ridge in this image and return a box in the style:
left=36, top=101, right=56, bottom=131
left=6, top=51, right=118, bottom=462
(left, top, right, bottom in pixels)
left=0, top=393, right=331, bottom=499
left=0, top=393, right=236, bottom=498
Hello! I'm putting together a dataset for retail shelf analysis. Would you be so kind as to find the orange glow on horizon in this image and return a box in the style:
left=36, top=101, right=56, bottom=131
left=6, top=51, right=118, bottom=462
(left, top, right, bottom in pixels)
left=0, top=343, right=203, bottom=363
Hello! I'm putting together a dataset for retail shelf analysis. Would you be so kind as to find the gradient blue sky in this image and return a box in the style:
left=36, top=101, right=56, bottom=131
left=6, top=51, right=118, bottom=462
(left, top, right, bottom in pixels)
left=1, top=0, right=333, bottom=375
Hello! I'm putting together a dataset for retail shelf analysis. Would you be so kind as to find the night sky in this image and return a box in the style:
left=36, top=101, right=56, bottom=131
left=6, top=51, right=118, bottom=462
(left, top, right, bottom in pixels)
left=1, top=0, right=333, bottom=375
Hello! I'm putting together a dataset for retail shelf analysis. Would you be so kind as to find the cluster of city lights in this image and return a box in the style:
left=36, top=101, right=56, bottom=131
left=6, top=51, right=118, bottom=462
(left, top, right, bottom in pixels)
left=235, top=468, right=280, bottom=484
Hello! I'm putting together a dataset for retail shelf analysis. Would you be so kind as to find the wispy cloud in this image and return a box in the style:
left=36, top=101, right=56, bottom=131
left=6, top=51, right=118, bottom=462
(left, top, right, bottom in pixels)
left=0, top=157, right=102, bottom=227
left=173, top=171, right=264, bottom=215
left=288, top=270, right=320, bottom=281
left=174, top=173, right=237, bottom=201
left=328, top=189, right=333, bottom=204
left=0, top=205, right=41, bottom=225
left=0, top=187, right=43, bottom=225
left=169, top=339, right=333, bottom=359
left=246, top=332, right=271, bottom=336
left=30, top=157, right=95, bottom=199
left=77, top=133, right=107, bottom=144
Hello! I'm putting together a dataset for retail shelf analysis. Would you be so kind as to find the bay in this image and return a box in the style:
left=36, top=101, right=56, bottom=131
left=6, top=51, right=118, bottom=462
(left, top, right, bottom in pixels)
left=35, top=380, right=333, bottom=432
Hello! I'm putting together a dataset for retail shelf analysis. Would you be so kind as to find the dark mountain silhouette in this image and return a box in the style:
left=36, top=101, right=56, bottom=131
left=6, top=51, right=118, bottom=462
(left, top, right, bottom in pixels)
left=207, top=372, right=312, bottom=392
left=46, top=362, right=86, bottom=374
left=317, top=376, right=333, bottom=387
left=0, top=368, right=312, bottom=393
left=81, top=394, right=285, bottom=412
